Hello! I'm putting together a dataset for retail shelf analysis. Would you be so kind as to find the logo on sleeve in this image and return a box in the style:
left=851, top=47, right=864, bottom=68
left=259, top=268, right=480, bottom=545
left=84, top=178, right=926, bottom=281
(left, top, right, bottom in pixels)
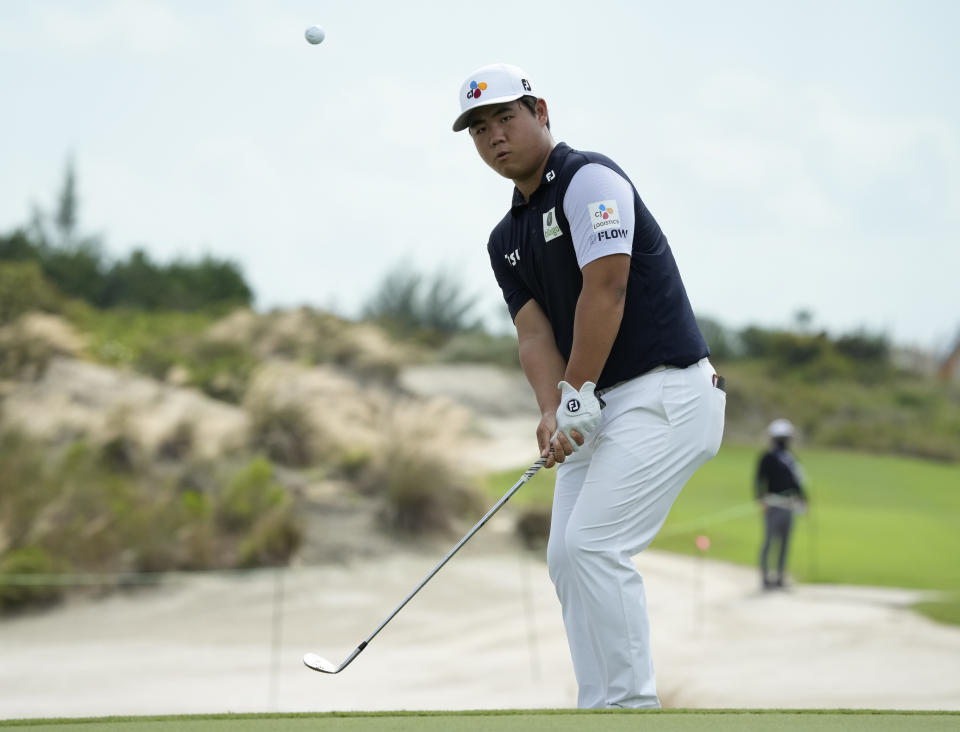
left=588, top=200, right=621, bottom=231
left=542, top=207, right=563, bottom=243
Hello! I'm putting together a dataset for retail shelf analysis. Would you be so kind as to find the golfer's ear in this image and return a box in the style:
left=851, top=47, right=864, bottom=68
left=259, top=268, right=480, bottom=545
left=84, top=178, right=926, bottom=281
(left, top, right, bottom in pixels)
left=536, top=98, right=549, bottom=125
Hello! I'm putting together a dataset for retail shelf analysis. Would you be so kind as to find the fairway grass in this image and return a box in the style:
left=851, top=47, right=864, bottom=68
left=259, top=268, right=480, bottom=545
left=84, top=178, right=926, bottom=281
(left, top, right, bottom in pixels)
left=1, top=710, right=959, bottom=732
left=486, top=444, right=960, bottom=588
left=485, top=444, right=960, bottom=622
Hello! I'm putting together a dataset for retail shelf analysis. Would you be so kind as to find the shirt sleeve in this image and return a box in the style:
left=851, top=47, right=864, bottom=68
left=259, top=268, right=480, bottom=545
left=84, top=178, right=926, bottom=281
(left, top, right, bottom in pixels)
left=488, top=235, right=532, bottom=321
left=755, top=454, right=770, bottom=499
left=561, top=163, right=636, bottom=269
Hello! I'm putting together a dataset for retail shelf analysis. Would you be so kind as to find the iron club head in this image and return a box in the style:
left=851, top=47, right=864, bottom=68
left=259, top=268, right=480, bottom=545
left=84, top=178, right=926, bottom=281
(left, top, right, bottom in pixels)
left=303, top=653, right=339, bottom=674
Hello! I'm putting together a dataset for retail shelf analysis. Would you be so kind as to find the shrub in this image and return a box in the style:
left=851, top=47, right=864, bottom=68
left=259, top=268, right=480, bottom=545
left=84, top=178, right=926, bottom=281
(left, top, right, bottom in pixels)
left=742, top=328, right=833, bottom=367
left=337, top=446, right=373, bottom=481
left=248, top=401, right=318, bottom=467
left=99, top=250, right=252, bottom=311
left=696, top=315, right=740, bottom=362
left=157, top=421, right=195, bottom=461
left=0, top=326, right=56, bottom=380
left=72, top=307, right=219, bottom=371
left=238, top=506, right=303, bottom=568
left=216, top=458, right=288, bottom=532
left=362, top=264, right=481, bottom=344
left=98, top=433, right=141, bottom=474
left=0, top=260, right=63, bottom=324
left=437, top=330, right=521, bottom=368
left=0, top=430, right=306, bottom=609
left=185, top=339, right=256, bottom=403
left=0, top=432, right=56, bottom=550
left=41, top=243, right=106, bottom=305
left=515, top=508, right=551, bottom=550
left=835, top=330, right=890, bottom=365
left=367, top=444, right=481, bottom=534
left=0, top=547, right=65, bottom=613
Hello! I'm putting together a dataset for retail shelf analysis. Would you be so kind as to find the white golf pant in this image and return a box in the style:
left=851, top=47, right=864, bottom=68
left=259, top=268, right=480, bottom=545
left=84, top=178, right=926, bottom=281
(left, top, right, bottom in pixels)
left=546, top=357, right=725, bottom=708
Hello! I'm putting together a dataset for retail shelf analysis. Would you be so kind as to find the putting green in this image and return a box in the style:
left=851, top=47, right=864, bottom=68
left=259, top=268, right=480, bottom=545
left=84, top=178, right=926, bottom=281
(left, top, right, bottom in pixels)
left=1, top=710, right=958, bottom=731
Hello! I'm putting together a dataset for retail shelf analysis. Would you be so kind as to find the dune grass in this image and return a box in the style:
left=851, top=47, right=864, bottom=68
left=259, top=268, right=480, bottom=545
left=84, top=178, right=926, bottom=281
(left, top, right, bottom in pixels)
left=485, top=444, right=960, bottom=620
left=1, top=710, right=958, bottom=731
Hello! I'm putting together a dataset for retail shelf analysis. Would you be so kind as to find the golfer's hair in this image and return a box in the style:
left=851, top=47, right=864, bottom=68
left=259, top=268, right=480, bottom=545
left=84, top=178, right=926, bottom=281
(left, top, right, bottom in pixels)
left=519, top=95, right=550, bottom=130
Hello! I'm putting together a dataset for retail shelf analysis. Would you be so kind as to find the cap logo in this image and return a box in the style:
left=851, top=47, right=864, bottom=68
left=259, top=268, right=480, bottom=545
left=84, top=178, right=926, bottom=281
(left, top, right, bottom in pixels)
left=467, top=80, right=488, bottom=100
left=522, top=79, right=531, bottom=91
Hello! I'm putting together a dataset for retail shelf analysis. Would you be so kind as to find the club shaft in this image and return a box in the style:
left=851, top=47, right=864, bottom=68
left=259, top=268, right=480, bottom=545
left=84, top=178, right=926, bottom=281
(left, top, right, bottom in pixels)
left=348, top=455, right=548, bottom=666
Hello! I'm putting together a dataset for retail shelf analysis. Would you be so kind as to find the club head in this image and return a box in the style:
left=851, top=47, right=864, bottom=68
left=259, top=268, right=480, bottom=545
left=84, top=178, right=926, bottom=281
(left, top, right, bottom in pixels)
left=303, top=652, right=340, bottom=674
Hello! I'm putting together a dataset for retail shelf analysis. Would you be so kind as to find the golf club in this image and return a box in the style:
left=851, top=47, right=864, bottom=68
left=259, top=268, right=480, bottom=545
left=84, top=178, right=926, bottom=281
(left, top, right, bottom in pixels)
left=303, top=452, right=550, bottom=675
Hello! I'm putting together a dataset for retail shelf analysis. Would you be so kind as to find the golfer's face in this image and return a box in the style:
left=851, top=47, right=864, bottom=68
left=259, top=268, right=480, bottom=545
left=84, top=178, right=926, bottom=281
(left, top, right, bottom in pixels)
left=468, top=101, right=544, bottom=180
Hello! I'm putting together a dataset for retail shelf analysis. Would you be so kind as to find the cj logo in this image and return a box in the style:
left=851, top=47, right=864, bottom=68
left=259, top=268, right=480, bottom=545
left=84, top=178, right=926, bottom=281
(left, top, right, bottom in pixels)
left=588, top=200, right=621, bottom=231
left=566, top=399, right=581, bottom=413
left=467, top=80, right=488, bottom=99
left=595, top=203, right=615, bottom=220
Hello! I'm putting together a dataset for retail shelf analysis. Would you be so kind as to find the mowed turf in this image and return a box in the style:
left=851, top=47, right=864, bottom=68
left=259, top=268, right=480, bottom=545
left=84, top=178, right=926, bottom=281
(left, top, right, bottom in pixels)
left=485, top=443, right=960, bottom=590
left=2, top=711, right=959, bottom=732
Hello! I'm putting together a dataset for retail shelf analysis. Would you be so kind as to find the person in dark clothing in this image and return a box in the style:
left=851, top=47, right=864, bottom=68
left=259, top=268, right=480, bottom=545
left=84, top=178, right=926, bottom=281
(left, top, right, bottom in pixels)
left=755, top=419, right=807, bottom=589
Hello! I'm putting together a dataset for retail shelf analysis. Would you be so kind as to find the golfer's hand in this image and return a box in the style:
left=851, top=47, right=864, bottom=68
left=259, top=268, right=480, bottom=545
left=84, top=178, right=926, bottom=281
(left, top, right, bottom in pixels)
left=536, top=412, right=559, bottom=468
left=550, top=427, right=584, bottom=464
left=551, top=380, right=601, bottom=463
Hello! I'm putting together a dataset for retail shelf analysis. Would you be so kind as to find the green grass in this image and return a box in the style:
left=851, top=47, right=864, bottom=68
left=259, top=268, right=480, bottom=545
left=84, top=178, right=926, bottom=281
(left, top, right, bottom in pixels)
left=485, top=461, right=559, bottom=509
left=485, top=444, right=960, bottom=593
left=913, top=592, right=960, bottom=626
left=1, top=710, right=958, bottom=732
left=68, top=305, right=219, bottom=368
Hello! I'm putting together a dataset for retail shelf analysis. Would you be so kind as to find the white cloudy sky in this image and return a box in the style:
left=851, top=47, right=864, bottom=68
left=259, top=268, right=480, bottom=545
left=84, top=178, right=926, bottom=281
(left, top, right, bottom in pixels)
left=2, top=1, right=958, bottom=348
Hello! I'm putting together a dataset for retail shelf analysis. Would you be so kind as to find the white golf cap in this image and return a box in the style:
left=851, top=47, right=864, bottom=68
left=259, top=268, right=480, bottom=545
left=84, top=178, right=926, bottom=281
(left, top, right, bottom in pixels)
left=768, top=419, right=795, bottom=438
left=452, top=63, right=536, bottom=132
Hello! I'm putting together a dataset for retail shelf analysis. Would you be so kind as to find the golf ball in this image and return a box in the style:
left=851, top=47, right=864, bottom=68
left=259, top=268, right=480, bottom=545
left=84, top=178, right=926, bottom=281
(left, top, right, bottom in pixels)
left=304, top=25, right=325, bottom=45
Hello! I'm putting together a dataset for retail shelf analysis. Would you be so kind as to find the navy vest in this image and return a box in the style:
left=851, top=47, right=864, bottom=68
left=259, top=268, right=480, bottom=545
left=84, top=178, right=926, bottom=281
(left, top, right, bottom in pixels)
left=487, top=142, right=708, bottom=389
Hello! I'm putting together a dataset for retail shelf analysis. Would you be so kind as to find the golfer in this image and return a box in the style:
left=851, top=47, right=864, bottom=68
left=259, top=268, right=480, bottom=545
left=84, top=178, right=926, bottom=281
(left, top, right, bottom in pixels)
left=756, top=418, right=808, bottom=589
left=454, top=64, right=726, bottom=708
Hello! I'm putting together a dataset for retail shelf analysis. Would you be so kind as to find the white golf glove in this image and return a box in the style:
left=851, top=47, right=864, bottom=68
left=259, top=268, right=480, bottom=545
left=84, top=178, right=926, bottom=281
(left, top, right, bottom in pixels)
left=554, top=380, right=602, bottom=451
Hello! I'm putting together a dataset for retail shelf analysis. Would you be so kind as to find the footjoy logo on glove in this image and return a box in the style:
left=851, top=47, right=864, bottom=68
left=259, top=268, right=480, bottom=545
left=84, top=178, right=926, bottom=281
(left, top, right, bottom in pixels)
left=466, top=80, right=488, bottom=99
left=588, top=200, right=621, bottom=231
left=566, top=398, right=581, bottom=413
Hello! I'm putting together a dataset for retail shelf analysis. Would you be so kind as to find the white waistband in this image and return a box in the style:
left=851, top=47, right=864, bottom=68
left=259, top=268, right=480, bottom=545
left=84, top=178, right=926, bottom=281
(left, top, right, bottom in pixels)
left=596, top=358, right=714, bottom=397
left=596, top=364, right=670, bottom=396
